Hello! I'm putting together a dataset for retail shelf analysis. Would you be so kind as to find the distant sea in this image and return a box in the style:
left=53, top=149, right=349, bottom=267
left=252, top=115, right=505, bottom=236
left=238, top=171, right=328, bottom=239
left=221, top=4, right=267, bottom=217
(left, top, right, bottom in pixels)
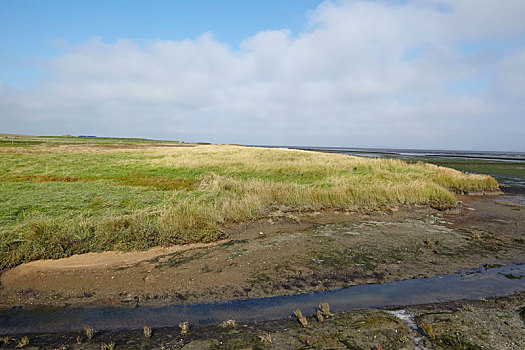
left=249, top=145, right=525, bottom=194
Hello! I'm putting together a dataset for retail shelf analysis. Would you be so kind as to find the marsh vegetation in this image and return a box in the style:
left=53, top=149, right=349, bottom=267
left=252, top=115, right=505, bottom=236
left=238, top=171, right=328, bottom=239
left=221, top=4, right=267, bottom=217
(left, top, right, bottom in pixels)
left=0, top=134, right=497, bottom=268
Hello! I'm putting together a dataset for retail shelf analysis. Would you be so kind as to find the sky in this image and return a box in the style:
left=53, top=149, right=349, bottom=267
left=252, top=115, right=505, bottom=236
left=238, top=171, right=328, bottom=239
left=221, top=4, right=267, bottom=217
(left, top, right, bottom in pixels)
left=1, top=0, right=524, bottom=151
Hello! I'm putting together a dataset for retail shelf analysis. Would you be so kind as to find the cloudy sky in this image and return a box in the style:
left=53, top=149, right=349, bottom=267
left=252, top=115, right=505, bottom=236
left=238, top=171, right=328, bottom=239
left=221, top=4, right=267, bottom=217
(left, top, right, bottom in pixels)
left=1, top=0, right=524, bottom=151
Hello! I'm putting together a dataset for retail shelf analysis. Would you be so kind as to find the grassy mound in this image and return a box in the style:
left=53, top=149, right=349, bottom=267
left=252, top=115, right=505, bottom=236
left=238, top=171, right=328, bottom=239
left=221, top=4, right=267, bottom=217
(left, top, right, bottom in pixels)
left=0, top=140, right=498, bottom=268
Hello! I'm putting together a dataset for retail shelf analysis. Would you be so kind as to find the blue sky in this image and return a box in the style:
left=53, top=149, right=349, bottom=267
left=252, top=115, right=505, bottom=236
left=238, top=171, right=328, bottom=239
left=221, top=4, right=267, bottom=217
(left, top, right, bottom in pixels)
left=1, top=0, right=524, bottom=151
left=0, top=0, right=322, bottom=87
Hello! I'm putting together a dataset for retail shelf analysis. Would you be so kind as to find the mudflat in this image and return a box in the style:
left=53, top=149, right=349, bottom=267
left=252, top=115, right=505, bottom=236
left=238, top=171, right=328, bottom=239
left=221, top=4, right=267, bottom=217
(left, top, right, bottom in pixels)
left=1, top=193, right=523, bottom=308
left=6, top=293, right=524, bottom=349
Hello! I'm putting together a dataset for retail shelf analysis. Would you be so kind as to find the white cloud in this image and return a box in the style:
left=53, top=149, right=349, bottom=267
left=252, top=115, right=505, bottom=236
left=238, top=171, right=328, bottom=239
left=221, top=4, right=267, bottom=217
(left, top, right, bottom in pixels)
left=1, top=0, right=524, bottom=150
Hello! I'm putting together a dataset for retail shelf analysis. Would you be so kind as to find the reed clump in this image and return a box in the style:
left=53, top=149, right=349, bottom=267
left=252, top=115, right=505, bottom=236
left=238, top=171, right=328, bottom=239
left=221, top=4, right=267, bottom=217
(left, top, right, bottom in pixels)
left=0, top=143, right=498, bottom=268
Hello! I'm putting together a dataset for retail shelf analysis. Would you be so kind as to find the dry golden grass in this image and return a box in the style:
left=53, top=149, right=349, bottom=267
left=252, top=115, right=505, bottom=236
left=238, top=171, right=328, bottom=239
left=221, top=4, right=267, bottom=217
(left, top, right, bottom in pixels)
left=0, top=143, right=498, bottom=268
left=145, top=145, right=497, bottom=194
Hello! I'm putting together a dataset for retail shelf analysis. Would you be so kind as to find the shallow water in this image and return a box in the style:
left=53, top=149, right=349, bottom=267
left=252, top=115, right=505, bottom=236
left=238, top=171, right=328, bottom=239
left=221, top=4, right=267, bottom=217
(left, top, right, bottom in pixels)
left=387, top=310, right=427, bottom=350
left=1, top=264, right=524, bottom=335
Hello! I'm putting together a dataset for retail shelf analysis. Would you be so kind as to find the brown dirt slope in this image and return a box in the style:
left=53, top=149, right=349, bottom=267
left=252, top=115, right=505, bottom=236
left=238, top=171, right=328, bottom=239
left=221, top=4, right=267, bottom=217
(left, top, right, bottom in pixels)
left=0, top=194, right=523, bottom=308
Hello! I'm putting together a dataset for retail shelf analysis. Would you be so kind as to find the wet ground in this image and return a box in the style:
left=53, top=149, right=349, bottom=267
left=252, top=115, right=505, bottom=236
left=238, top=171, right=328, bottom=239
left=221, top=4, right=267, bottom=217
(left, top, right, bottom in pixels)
left=1, top=292, right=524, bottom=349
left=1, top=193, right=523, bottom=309
left=1, top=193, right=523, bottom=349
left=2, top=263, right=524, bottom=335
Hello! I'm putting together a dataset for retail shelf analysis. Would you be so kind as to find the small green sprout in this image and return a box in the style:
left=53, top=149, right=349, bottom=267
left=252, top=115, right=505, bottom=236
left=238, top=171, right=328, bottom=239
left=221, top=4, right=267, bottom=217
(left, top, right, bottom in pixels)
left=258, top=332, right=272, bottom=344
left=294, top=309, right=308, bottom=327
left=422, top=323, right=435, bottom=339
left=83, top=324, right=95, bottom=340
left=316, top=310, right=324, bottom=322
left=179, top=321, right=190, bottom=335
left=143, top=325, right=152, bottom=339
left=218, top=319, right=237, bottom=328
left=319, top=302, right=334, bottom=317
left=16, top=336, right=29, bottom=348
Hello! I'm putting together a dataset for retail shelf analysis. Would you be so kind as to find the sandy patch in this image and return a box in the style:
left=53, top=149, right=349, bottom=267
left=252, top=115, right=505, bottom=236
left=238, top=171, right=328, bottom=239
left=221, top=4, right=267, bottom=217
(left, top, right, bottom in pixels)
left=0, top=194, right=523, bottom=308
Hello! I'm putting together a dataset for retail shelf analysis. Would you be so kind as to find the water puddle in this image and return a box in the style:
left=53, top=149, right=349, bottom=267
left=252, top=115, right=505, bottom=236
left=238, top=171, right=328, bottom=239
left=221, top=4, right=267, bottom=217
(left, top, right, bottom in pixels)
left=387, top=310, right=428, bottom=350
left=1, top=264, right=524, bottom=335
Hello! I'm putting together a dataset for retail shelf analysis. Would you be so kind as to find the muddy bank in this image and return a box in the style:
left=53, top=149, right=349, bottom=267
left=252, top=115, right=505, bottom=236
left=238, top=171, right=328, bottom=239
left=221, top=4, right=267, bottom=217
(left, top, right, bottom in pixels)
left=1, top=292, right=524, bottom=349
left=2, top=263, right=524, bottom=335
left=0, top=194, right=523, bottom=308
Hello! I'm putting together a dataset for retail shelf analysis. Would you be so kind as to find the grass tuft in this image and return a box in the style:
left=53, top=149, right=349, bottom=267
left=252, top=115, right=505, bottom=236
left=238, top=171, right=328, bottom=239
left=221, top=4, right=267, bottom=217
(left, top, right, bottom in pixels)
left=0, top=140, right=499, bottom=268
left=218, top=319, right=237, bottom=329
left=15, top=336, right=29, bottom=348
left=143, top=325, right=152, bottom=339
left=179, top=321, right=189, bottom=335
left=295, top=309, right=308, bottom=327
left=83, top=325, right=94, bottom=341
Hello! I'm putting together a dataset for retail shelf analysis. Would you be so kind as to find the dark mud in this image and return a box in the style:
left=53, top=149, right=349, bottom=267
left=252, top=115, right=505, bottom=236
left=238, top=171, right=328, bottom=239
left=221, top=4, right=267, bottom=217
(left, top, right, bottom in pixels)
left=1, top=292, right=524, bottom=349
left=2, top=264, right=524, bottom=335
left=0, top=194, right=523, bottom=348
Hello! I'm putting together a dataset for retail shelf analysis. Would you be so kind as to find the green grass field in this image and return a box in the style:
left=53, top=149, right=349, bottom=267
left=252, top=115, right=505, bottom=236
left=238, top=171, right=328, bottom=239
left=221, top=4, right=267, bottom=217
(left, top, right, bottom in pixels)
left=0, top=134, right=498, bottom=268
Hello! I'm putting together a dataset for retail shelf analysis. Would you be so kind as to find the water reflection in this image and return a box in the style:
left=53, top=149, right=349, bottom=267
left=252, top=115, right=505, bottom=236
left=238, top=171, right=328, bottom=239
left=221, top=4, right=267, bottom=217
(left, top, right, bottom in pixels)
left=1, top=264, right=524, bottom=334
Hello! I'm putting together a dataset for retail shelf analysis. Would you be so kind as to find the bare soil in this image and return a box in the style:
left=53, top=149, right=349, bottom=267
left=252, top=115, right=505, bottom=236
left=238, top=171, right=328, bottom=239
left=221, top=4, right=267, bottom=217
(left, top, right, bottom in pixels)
left=1, top=193, right=523, bottom=309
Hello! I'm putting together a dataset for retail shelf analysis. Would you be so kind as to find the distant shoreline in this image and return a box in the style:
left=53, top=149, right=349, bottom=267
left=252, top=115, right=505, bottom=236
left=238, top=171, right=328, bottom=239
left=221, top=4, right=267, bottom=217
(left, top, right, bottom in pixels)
left=246, top=144, right=525, bottom=162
